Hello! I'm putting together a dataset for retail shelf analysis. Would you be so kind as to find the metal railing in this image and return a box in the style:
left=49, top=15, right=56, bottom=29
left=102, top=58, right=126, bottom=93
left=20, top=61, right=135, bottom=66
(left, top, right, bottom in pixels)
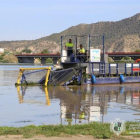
left=61, top=52, right=89, bottom=63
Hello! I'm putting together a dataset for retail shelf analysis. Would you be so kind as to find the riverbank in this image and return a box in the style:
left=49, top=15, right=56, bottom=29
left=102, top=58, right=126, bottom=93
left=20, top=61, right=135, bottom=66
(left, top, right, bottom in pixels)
left=1, top=135, right=140, bottom=140
left=0, top=122, right=140, bottom=139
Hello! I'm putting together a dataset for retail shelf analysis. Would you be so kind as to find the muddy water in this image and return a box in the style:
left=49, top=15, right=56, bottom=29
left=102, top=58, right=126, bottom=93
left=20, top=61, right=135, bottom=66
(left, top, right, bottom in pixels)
left=0, top=65, right=140, bottom=127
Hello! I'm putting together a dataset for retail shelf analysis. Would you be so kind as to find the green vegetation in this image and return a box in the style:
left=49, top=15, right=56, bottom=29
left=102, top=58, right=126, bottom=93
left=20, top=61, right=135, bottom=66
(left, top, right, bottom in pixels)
left=46, top=58, right=53, bottom=63
left=120, top=56, right=134, bottom=63
left=109, top=56, right=134, bottom=63
left=123, top=56, right=131, bottom=60
left=22, top=49, right=32, bottom=53
left=0, top=122, right=140, bottom=139
left=41, top=49, right=49, bottom=54
left=0, top=123, right=112, bottom=138
left=135, top=49, right=140, bottom=52
left=0, top=53, right=18, bottom=63
left=0, top=54, right=5, bottom=61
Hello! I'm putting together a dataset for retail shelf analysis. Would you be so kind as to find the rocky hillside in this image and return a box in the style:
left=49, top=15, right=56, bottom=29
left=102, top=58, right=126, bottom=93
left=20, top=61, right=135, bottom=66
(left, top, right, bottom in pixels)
left=0, top=13, right=140, bottom=53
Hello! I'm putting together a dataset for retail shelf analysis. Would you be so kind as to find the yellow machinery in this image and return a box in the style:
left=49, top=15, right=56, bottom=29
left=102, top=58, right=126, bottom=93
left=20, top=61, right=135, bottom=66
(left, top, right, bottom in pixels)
left=15, top=66, right=85, bottom=86
left=16, top=67, right=51, bottom=87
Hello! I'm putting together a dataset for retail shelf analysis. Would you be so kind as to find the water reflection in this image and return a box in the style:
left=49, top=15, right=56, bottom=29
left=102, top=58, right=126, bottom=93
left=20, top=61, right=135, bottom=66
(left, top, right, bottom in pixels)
left=17, top=86, right=50, bottom=105
left=16, top=84, right=140, bottom=125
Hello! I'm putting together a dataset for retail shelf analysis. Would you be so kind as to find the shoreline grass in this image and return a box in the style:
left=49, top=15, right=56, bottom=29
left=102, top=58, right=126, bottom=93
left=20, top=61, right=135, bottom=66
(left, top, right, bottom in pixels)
left=0, top=122, right=140, bottom=139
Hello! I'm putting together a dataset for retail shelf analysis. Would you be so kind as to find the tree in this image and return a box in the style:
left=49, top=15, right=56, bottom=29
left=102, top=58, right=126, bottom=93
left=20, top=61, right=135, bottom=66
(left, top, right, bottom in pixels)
left=22, top=49, right=32, bottom=53
left=123, top=56, right=130, bottom=60
left=46, top=58, right=53, bottom=63
left=41, top=49, right=49, bottom=54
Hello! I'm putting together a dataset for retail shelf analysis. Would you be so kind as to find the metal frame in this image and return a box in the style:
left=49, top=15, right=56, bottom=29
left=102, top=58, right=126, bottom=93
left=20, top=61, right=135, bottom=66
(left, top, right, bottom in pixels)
left=61, top=34, right=105, bottom=64
left=89, top=34, right=105, bottom=62
left=88, top=34, right=105, bottom=76
left=16, top=67, right=51, bottom=86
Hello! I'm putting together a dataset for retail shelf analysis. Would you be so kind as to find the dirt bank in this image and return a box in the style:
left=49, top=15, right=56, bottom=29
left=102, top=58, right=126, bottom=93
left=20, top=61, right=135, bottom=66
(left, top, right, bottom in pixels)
left=0, top=135, right=140, bottom=140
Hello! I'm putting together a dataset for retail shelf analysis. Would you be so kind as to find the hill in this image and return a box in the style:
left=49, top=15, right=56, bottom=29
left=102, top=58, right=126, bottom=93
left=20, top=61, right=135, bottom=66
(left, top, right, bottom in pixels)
left=0, top=13, right=140, bottom=53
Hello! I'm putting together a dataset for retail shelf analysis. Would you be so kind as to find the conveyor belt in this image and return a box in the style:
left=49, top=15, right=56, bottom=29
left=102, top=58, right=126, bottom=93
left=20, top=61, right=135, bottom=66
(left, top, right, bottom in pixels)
left=38, top=67, right=86, bottom=86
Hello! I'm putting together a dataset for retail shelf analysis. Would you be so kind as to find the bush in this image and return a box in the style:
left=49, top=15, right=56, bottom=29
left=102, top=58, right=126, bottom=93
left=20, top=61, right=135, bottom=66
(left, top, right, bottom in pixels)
left=123, top=56, right=131, bottom=60
left=0, top=55, right=4, bottom=60
left=46, top=58, right=53, bottom=63
left=3, top=54, right=18, bottom=63
left=41, top=49, right=49, bottom=54
left=22, top=49, right=32, bottom=53
left=135, top=49, right=140, bottom=52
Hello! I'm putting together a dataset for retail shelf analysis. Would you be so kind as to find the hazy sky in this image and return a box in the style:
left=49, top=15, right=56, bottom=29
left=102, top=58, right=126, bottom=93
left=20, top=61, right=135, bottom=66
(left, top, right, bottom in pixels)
left=0, top=0, right=140, bottom=41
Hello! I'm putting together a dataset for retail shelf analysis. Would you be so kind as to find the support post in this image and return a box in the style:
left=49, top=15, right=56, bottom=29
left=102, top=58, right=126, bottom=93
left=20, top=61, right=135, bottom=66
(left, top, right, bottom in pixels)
left=16, top=68, right=24, bottom=84
left=102, top=35, right=105, bottom=63
left=61, top=36, right=63, bottom=56
left=41, top=58, right=46, bottom=64
left=89, top=34, right=91, bottom=74
left=61, top=36, right=63, bottom=59
left=138, top=71, right=139, bottom=77
left=125, top=63, right=127, bottom=76
left=131, top=63, right=133, bottom=76
left=116, top=63, right=118, bottom=76
left=92, top=63, right=94, bottom=75
left=89, top=34, right=90, bottom=55
left=75, top=37, right=77, bottom=61
left=53, top=57, right=58, bottom=65
left=104, top=62, right=106, bottom=77
left=99, top=63, right=101, bottom=76
left=109, top=63, right=111, bottom=77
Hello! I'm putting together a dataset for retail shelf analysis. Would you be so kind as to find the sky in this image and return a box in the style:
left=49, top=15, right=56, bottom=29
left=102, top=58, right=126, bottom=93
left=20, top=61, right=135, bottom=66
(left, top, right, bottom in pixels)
left=0, top=0, right=140, bottom=41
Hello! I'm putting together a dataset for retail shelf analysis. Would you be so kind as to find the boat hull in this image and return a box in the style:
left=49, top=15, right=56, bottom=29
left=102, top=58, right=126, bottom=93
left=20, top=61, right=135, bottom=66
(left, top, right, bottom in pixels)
left=83, top=76, right=140, bottom=85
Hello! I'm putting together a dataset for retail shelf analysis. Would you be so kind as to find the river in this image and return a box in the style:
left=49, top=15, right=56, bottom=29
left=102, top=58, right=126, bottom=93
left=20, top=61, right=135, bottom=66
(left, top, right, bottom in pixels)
left=0, top=64, right=140, bottom=127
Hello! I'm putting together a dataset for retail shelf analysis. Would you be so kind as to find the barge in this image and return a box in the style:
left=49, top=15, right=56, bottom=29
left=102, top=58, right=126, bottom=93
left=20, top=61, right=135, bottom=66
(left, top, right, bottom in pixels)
left=15, top=34, right=140, bottom=86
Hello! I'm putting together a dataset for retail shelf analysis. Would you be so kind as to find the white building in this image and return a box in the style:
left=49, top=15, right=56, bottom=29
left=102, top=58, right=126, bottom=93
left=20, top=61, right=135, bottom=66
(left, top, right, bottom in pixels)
left=0, top=48, right=4, bottom=53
